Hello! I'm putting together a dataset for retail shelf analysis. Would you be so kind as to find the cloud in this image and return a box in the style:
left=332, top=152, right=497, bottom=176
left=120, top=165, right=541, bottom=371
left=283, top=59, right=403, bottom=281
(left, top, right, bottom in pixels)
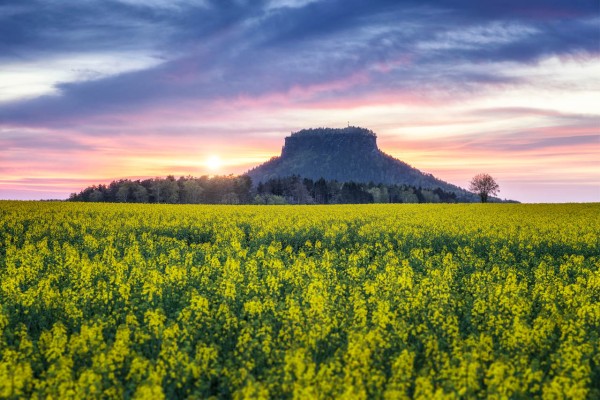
left=111, top=0, right=211, bottom=10
left=266, top=0, right=321, bottom=11
left=464, top=128, right=600, bottom=152
left=0, top=51, right=164, bottom=103
left=425, top=0, right=598, bottom=19
left=1, top=0, right=597, bottom=128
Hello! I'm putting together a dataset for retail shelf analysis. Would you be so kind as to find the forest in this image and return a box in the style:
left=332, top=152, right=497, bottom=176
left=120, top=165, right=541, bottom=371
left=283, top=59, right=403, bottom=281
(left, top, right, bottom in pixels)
left=68, top=175, right=462, bottom=204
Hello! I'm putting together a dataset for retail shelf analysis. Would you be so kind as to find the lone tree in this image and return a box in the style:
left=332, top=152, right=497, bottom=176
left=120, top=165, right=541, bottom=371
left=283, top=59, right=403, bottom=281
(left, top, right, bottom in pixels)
left=469, top=173, right=499, bottom=203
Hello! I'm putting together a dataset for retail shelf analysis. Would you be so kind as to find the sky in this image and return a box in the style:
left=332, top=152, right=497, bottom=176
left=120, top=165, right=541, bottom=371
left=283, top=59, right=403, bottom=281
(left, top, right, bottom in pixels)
left=1, top=0, right=598, bottom=203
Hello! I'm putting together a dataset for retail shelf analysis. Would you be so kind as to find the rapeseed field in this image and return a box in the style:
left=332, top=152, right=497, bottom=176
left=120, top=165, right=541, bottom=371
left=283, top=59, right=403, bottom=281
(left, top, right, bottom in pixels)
left=0, top=202, right=598, bottom=399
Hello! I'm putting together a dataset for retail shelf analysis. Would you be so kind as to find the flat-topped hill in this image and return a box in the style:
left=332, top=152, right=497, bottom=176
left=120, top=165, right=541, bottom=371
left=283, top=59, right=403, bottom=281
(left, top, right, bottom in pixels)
left=246, top=126, right=477, bottom=200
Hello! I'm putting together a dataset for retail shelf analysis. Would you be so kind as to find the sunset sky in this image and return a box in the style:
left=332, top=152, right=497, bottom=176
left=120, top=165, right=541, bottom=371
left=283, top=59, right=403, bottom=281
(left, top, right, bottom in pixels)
left=1, top=0, right=598, bottom=202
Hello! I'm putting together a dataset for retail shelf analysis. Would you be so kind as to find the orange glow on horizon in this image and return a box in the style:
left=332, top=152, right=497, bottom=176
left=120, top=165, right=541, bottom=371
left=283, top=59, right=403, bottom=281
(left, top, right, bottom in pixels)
left=2, top=56, right=599, bottom=202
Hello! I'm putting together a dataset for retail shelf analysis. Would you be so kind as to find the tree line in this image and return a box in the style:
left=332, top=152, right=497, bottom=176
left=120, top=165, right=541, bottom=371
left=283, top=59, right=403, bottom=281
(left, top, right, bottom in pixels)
left=68, top=175, right=462, bottom=204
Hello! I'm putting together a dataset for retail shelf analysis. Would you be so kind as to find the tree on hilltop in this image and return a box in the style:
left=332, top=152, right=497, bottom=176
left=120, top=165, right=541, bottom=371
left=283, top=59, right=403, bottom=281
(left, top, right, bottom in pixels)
left=469, top=173, right=500, bottom=203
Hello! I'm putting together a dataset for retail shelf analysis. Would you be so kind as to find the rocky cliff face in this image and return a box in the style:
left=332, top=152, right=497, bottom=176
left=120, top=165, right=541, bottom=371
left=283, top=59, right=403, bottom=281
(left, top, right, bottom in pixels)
left=246, top=127, right=474, bottom=199
left=281, top=127, right=378, bottom=158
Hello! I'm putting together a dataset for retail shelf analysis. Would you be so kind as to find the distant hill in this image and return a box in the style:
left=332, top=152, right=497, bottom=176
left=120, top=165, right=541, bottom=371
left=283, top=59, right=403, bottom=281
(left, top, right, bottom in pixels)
left=246, top=127, right=479, bottom=201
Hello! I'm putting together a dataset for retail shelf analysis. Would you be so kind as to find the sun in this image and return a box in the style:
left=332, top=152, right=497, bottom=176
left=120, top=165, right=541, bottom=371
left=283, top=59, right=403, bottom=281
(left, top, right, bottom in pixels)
left=205, top=155, right=222, bottom=171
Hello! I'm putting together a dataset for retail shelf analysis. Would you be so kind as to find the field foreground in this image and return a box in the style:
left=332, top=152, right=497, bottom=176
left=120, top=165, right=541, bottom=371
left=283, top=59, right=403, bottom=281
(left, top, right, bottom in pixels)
left=0, top=202, right=598, bottom=399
